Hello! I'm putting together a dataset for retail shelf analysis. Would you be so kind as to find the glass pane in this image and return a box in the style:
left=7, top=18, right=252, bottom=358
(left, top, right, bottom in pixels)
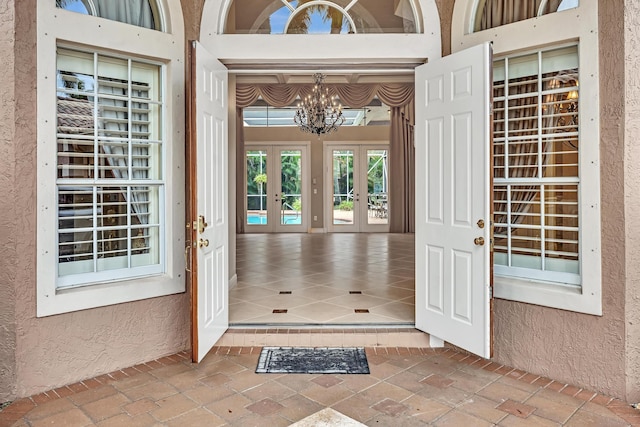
left=475, top=0, right=579, bottom=32
left=56, top=0, right=159, bottom=30
left=280, top=150, right=303, bottom=225
left=332, top=150, right=354, bottom=225
left=226, top=0, right=418, bottom=34
left=510, top=185, right=541, bottom=270
left=287, top=6, right=352, bottom=34
left=367, top=149, right=388, bottom=225
left=246, top=150, right=268, bottom=225
left=544, top=184, right=579, bottom=273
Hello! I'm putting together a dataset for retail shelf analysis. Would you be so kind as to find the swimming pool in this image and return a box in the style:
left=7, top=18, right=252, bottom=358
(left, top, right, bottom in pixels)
left=247, top=214, right=301, bottom=225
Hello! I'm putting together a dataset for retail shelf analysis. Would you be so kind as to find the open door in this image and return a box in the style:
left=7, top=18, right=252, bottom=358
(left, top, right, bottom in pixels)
left=415, top=42, right=493, bottom=358
left=188, top=41, right=229, bottom=363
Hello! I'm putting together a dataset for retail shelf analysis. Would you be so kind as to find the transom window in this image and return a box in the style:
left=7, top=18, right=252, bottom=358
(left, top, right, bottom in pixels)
left=56, top=47, right=164, bottom=288
left=492, top=45, right=580, bottom=286
left=56, top=0, right=160, bottom=30
left=474, top=0, right=579, bottom=32
left=226, top=0, right=420, bottom=34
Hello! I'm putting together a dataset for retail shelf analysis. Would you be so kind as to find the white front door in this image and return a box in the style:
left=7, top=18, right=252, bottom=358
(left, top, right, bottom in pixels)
left=415, top=42, right=493, bottom=358
left=191, top=41, right=229, bottom=363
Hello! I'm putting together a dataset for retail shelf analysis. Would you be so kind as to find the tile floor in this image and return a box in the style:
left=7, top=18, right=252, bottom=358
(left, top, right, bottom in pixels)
left=1, top=346, right=638, bottom=427
left=231, top=233, right=415, bottom=325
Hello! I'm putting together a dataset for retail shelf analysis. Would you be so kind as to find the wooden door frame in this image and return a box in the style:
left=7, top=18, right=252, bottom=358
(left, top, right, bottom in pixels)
left=186, top=41, right=199, bottom=362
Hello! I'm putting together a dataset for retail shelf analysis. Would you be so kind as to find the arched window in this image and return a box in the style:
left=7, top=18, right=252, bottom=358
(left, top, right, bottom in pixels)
left=55, top=0, right=161, bottom=30
left=473, top=0, right=579, bottom=32
left=225, top=0, right=421, bottom=34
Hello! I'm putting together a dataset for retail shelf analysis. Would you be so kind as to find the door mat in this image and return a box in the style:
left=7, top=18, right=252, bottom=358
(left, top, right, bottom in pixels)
left=256, top=346, right=370, bottom=374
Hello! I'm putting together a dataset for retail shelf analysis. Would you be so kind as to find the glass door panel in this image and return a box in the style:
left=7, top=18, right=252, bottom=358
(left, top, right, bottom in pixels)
left=332, top=149, right=355, bottom=226
left=277, top=149, right=304, bottom=230
left=366, top=149, right=389, bottom=226
left=246, top=149, right=268, bottom=227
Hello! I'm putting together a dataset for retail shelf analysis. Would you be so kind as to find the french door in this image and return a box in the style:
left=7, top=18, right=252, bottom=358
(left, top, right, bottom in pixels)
left=245, top=144, right=309, bottom=233
left=325, top=144, right=389, bottom=233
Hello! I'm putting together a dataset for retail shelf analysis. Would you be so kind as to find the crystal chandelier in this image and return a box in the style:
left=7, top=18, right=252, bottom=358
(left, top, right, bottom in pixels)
left=294, top=73, right=344, bottom=135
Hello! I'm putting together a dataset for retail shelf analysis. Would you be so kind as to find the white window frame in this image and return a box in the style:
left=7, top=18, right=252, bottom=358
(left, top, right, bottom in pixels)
left=37, top=0, right=186, bottom=317
left=452, top=0, right=602, bottom=315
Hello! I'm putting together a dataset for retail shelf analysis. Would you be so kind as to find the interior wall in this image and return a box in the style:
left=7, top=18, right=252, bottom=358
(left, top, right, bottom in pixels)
left=243, top=126, right=390, bottom=230
left=623, top=0, right=640, bottom=403
left=0, top=0, right=18, bottom=404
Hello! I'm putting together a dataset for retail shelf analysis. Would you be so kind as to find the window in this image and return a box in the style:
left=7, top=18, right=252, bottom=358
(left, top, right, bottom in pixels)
left=55, top=0, right=161, bottom=30
left=451, top=0, right=601, bottom=314
left=493, top=45, right=580, bottom=286
left=56, top=48, right=164, bottom=288
left=37, top=0, right=185, bottom=316
left=225, top=0, right=421, bottom=34
left=473, top=0, right=579, bottom=32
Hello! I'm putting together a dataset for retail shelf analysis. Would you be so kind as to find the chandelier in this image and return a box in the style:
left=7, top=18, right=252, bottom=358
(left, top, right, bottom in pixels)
left=294, top=73, right=344, bottom=135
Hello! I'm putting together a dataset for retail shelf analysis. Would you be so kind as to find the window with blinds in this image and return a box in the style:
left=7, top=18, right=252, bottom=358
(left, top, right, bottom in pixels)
left=56, top=47, right=164, bottom=288
left=492, top=45, right=580, bottom=286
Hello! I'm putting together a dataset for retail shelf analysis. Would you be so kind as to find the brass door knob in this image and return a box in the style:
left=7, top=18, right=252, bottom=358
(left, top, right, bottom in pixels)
left=198, top=238, right=209, bottom=248
left=474, top=237, right=485, bottom=246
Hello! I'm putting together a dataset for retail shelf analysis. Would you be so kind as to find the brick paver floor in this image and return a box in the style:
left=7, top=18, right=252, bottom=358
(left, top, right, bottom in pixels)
left=1, top=347, right=638, bottom=427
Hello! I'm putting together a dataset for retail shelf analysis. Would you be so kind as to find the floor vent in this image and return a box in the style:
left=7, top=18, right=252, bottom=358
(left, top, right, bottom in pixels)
left=354, top=309, right=370, bottom=313
left=349, top=291, right=363, bottom=294
left=279, top=291, right=292, bottom=294
left=273, top=309, right=288, bottom=314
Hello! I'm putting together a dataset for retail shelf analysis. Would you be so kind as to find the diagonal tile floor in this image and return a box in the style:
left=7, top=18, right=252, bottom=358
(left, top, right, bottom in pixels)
left=1, top=347, right=637, bottom=427
left=232, top=234, right=415, bottom=325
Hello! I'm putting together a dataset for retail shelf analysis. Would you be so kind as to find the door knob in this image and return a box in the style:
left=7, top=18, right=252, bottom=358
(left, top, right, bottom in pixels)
left=474, top=237, right=485, bottom=246
left=198, top=238, right=209, bottom=248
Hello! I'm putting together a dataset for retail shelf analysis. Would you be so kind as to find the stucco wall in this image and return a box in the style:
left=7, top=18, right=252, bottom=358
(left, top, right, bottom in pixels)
left=624, top=0, right=640, bottom=404
left=0, top=0, right=18, bottom=404
left=11, top=0, right=191, bottom=399
left=487, top=0, right=629, bottom=400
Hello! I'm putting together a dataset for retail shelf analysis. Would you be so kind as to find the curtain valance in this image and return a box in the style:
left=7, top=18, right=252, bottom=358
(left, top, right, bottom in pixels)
left=236, top=83, right=414, bottom=109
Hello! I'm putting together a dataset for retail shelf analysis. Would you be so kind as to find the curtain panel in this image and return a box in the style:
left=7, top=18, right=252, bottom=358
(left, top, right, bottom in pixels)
left=477, top=0, right=563, bottom=30
left=235, top=83, right=415, bottom=233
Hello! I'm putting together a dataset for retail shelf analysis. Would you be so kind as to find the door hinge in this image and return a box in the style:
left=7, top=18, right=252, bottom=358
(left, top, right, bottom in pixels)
left=489, top=286, right=493, bottom=299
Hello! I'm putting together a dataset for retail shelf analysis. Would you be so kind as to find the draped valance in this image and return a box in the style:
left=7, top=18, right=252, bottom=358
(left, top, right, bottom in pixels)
left=236, top=83, right=414, bottom=110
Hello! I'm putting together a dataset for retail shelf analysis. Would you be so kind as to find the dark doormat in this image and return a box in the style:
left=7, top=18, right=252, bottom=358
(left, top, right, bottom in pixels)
left=255, top=346, right=370, bottom=374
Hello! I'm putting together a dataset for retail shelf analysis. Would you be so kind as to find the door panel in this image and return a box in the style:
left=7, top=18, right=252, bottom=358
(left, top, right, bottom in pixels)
left=415, top=42, right=492, bottom=358
left=191, top=41, right=229, bottom=363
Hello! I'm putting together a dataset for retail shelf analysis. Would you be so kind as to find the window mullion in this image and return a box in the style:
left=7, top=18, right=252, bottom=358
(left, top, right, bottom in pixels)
left=507, top=184, right=512, bottom=267
left=504, top=57, right=510, bottom=179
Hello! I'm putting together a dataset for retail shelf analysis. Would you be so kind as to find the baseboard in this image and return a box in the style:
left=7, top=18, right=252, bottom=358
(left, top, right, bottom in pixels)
left=309, top=228, right=326, bottom=234
left=228, top=274, right=238, bottom=289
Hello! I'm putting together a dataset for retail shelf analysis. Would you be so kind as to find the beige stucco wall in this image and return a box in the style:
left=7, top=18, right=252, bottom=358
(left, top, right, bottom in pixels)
left=0, top=0, right=18, bottom=404
left=624, top=0, right=640, bottom=403
left=449, top=0, right=631, bottom=401
left=7, top=0, right=191, bottom=399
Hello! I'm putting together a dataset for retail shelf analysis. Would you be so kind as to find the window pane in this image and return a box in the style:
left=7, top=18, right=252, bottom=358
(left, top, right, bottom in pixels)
left=246, top=150, right=268, bottom=225
left=367, top=149, right=388, bottom=225
left=56, top=0, right=159, bottom=30
left=475, top=0, right=580, bottom=32
left=56, top=48, right=164, bottom=285
left=492, top=45, right=580, bottom=284
left=280, top=150, right=303, bottom=225
left=226, top=0, right=418, bottom=34
left=332, top=150, right=354, bottom=225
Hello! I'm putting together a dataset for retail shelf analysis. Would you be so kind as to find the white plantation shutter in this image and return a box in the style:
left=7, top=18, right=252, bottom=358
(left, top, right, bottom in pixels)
left=492, top=45, right=580, bottom=284
left=56, top=48, right=163, bottom=287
